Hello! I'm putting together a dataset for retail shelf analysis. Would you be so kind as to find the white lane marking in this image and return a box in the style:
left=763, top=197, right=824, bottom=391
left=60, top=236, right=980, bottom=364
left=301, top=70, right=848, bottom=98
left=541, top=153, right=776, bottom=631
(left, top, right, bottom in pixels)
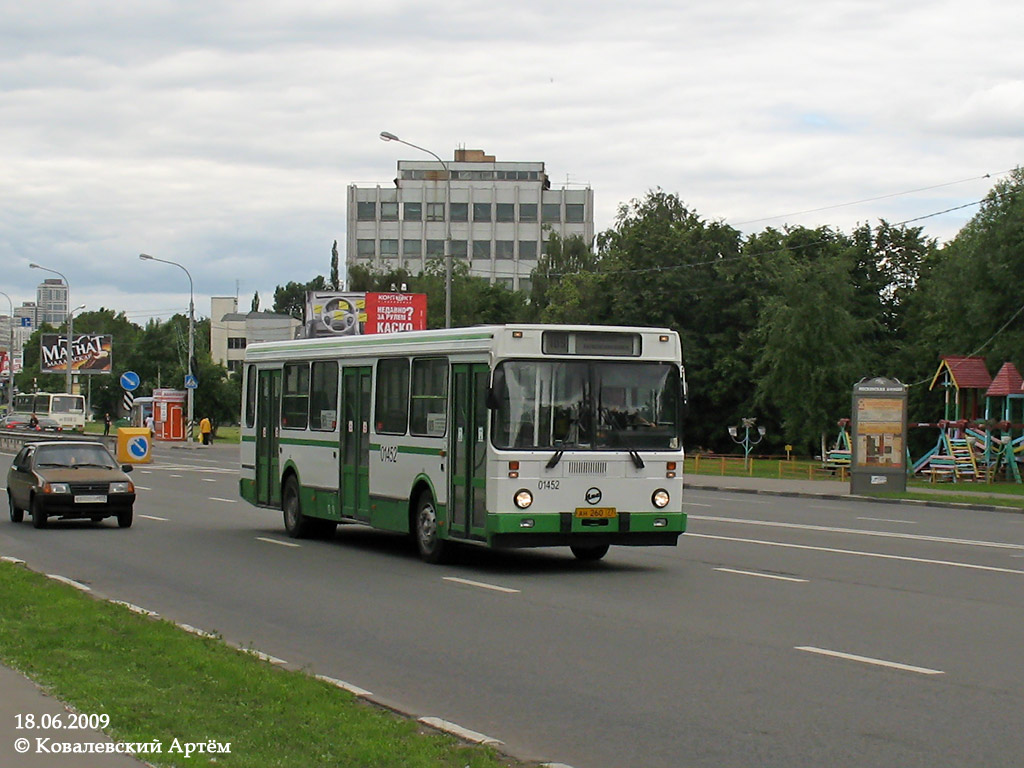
left=683, top=502, right=713, bottom=507
left=689, top=533, right=1024, bottom=576
left=202, top=478, right=217, bottom=483
left=691, top=515, right=1024, bottom=551
left=210, top=497, right=238, bottom=503
left=811, top=505, right=847, bottom=511
left=418, top=717, right=504, bottom=746
left=442, top=576, right=520, bottom=594
left=46, top=574, right=91, bottom=592
left=256, top=536, right=300, bottom=548
left=715, top=567, right=808, bottom=583
left=170, top=474, right=182, bottom=478
left=134, top=486, right=152, bottom=491
left=111, top=601, right=160, bottom=618
left=315, top=674, right=373, bottom=697
left=796, top=646, right=944, bottom=675
left=858, top=516, right=916, bottom=524
left=139, top=514, right=168, bottom=521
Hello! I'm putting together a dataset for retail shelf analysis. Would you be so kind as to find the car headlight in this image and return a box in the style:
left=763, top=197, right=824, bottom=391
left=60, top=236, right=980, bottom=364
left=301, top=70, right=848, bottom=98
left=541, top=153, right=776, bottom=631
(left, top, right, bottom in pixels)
left=109, top=482, right=134, bottom=494
left=652, top=489, right=670, bottom=508
left=514, top=489, right=534, bottom=509
left=44, top=482, right=71, bottom=494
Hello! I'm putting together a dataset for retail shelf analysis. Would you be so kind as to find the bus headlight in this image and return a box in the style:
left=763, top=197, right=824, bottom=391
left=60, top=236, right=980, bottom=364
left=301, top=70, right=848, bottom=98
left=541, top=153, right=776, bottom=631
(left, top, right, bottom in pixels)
left=514, top=489, right=534, bottom=509
left=652, top=489, right=670, bottom=508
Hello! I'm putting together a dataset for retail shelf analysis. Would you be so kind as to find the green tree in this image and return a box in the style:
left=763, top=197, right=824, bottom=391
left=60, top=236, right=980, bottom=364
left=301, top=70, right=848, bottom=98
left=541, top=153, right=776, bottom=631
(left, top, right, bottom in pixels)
left=251, top=291, right=260, bottom=313
left=273, top=276, right=328, bottom=319
left=331, top=240, right=340, bottom=290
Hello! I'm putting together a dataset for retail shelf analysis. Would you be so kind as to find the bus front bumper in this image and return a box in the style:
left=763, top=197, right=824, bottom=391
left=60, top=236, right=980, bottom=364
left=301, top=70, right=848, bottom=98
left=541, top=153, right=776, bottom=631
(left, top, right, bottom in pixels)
left=487, top=511, right=685, bottom=549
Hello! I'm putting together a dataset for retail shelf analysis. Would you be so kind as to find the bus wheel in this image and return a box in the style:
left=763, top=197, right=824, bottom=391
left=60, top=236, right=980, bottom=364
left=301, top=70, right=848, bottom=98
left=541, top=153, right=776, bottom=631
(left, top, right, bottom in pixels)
left=570, top=544, right=609, bottom=561
left=414, top=493, right=449, bottom=564
left=282, top=477, right=312, bottom=538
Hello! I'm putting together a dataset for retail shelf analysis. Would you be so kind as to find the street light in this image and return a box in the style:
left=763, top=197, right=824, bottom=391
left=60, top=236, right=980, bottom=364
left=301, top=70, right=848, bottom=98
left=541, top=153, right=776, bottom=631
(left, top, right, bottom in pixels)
left=29, top=263, right=75, bottom=394
left=0, top=290, right=14, bottom=415
left=139, top=253, right=195, bottom=446
left=379, top=131, right=453, bottom=328
left=728, top=417, right=767, bottom=469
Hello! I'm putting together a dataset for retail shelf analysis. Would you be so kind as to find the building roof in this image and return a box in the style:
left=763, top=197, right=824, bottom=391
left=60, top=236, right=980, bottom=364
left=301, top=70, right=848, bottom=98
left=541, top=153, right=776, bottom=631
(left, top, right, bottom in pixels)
left=929, top=356, right=992, bottom=391
left=986, top=362, right=1024, bottom=397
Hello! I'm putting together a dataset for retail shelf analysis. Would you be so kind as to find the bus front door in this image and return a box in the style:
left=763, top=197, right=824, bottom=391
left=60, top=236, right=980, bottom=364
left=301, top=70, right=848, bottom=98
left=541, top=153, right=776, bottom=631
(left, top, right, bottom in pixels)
left=341, top=366, right=372, bottom=521
left=450, top=363, right=489, bottom=539
left=256, top=369, right=281, bottom=507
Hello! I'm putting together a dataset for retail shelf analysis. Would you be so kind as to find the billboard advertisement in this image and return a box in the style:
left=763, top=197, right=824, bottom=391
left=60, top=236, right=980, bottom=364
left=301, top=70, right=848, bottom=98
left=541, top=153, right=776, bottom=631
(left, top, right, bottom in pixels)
left=40, top=334, right=113, bottom=374
left=304, top=292, right=427, bottom=338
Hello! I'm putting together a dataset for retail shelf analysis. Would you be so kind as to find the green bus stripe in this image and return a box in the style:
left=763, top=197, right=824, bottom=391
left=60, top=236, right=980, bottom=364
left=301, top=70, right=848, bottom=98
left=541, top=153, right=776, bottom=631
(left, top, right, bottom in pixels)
left=369, top=443, right=444, bottom=456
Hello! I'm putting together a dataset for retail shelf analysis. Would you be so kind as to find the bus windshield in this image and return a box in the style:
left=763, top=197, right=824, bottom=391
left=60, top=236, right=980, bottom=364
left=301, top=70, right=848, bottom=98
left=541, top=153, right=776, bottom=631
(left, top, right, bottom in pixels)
left=51, top=395, right=84, bottom=414
left=492, top=360, right=681, bottom=451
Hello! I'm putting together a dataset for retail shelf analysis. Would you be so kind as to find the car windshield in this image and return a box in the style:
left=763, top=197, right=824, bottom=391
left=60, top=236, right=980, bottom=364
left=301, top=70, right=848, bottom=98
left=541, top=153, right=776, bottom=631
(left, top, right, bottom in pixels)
left=491, top=360, right=681, bottom=451
left=34, top=445, right=117, bottom=469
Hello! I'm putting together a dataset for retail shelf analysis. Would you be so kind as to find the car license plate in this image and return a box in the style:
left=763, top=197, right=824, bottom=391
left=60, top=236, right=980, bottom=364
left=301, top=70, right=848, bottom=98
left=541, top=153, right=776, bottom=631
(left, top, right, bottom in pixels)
left=74, top=495, right=106, bottom=504
left=574, top=507, right=617, bottom=519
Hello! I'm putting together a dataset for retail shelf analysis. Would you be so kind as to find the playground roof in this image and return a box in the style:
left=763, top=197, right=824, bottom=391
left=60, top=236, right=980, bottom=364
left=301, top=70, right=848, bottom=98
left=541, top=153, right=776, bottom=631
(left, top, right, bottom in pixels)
left=986, top=362, right=1024, bottom=397
left=929, top=356, right=992, bottom=391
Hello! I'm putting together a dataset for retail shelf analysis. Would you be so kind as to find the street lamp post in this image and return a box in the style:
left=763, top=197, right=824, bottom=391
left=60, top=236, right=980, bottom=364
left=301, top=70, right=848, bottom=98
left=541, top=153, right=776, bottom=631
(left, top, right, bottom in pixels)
left=139, top=254, right=195, bottom=446
left=379, top=131, right=452, bottom=328
left=0, top=291, right=14, bottom=415
left=29, top=263, right=75, bottom=394
left=728, top=417, right=767, bottom=469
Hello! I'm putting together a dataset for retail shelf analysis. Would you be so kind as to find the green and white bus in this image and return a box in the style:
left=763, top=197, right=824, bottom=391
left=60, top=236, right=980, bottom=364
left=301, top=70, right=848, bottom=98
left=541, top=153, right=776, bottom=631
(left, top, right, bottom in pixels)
left=239, top=324, right=687, bottom=562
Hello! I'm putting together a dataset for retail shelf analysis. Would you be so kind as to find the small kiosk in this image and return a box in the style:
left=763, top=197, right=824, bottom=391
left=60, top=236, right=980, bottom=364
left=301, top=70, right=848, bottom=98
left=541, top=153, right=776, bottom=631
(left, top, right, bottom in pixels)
left=850, top=377, right=908, bottom=495
left=152, top=388, right=187, bottom=441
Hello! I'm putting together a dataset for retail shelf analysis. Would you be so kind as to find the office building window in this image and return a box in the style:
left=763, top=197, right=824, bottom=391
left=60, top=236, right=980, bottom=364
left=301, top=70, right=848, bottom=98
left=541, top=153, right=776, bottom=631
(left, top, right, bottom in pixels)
left=450, top=203, right=468, bottom=222
left=519, top=278, right=533, bottom=293
left=542, top=203, right=561, bottom=222
left=426, top=202, right=445, bottom=221
left=496, top=203, right=515, bottom=222
left=404, top=202, right=422, bottom=221
left=380, top=202, right=399, bottom=221
left=357, top=239, right=375, bottom=258
left=519, top=203, right=537, bottom=222
left=227, top=337, right=247, bottom=349
left=566, top=203, right=585, bottom=223
left=496, top=240, right=514, bottom=259
left=380, top=239, right=399, bottom=257
left=518, top=240, right=537, bottom=260
left=403, top=240, right=422, bottom=258
left=473, top=202, right=492, bottom=222
left=426, top=240, right=444, bottom=258
left=450, top=240, right=468, bottom=258
left=357, top=202, right=376, bottom=221
left=496, top=278, right=514, bottom=290
left=472, top=241, right=491, bottom=260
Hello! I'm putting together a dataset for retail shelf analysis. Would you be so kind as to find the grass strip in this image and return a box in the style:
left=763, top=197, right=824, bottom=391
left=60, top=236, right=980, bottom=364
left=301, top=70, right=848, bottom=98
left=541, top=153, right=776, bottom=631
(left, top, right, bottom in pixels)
left=0, top=561, right=518, bottom=768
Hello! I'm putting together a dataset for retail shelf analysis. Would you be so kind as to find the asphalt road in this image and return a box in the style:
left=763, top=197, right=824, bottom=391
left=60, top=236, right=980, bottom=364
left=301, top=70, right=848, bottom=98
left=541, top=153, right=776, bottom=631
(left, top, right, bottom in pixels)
left=2, top=442, right=1023, bottom=768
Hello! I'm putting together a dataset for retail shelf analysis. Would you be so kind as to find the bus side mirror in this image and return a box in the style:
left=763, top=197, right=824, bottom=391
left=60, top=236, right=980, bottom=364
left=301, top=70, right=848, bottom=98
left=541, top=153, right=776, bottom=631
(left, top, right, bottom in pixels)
left=486, top=370, right=505, bottom=410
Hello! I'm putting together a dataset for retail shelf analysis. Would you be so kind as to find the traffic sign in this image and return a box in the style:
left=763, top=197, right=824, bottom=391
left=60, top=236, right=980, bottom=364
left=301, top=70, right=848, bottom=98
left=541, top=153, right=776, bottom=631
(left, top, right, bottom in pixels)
left=120, top=371, right=141, bottom=391
left=184, top=374, right=198, bottom=389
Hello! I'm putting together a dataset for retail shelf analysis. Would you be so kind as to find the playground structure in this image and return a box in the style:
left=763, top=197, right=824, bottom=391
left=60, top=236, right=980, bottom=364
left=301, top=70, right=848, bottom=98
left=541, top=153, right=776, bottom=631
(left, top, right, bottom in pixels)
left=910, top=356, right=1024, bottom=483
left=823, top=418, right=851, bottom=474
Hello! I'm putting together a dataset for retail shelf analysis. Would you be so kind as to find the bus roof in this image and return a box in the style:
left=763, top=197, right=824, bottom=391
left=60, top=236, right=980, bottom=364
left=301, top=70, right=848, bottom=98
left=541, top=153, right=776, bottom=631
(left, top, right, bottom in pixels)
left=244, top=324, right=681, bottom=364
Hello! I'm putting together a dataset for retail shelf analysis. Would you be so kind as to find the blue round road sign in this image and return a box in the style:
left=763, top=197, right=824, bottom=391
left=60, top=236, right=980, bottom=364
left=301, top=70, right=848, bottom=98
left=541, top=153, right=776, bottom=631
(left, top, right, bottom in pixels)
left=120, top=371, right=141, bottom=391
left=127, top=435, right=149, bottom=459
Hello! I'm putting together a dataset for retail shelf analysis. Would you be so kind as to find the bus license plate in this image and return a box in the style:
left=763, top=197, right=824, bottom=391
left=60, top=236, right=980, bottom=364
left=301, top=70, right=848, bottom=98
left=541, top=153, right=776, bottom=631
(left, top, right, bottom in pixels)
left=75, top=495, right=106, bottom=504
left=574, top=507, right=617, bottom=519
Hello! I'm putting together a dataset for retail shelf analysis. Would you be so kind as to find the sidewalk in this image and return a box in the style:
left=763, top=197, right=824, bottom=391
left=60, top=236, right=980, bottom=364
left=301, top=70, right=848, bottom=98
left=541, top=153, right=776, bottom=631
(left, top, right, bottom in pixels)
left=0, top=666, right=146, bottom=767
left=685, top=473, right=1024, bottom=512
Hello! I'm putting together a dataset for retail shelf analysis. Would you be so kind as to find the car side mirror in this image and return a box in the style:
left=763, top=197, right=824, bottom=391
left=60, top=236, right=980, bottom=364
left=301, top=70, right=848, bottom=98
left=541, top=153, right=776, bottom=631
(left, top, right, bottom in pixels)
left=121, top=465, right=134, bottom=473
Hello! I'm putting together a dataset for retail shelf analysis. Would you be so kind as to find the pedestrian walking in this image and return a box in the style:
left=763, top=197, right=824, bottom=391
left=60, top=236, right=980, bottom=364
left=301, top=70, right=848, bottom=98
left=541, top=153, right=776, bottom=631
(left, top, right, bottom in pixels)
left=199, top=416, right=212, bottom=445
left=103, top=412, right=111, bottom=436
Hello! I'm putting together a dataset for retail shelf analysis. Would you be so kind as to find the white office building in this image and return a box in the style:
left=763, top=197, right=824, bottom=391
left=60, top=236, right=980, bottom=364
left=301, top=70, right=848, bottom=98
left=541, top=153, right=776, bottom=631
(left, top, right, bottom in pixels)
left=36, top=278, right=68, bottom=326
left=209, top=297, right=301, bottom=374
left=346, top=149, right=594, bottom=291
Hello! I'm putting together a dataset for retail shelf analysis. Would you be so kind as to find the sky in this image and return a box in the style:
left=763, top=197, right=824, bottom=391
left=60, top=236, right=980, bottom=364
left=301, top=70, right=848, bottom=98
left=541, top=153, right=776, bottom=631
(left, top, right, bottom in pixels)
left=2, top=0, right=1022, bottom=326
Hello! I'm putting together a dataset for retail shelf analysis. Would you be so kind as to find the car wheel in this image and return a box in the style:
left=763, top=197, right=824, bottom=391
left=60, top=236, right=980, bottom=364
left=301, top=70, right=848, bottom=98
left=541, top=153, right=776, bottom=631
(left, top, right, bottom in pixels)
left=414, top=492, right=449, bottom=564
left=8, top=492, right=23, bottom=524
left=31, top=496, right=48, bottom=529
left=282, top=476, right=312, bottom=538
left=570, top=544, right=609, bottom=561
left=117, top=508, right=133, bottom=528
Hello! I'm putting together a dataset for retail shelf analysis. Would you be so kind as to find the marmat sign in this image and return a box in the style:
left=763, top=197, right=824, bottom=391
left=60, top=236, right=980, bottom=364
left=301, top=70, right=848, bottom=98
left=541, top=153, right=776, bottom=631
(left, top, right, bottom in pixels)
left=40, top=334, right=113, bottom=374
left=304, top=292, right=427, bottom=338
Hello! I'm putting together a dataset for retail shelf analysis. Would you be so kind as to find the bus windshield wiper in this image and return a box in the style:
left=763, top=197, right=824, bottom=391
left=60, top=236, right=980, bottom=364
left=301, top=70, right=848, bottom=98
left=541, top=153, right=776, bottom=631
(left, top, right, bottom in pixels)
left=628, top=449, right=645, bottom=469
left=546, top=449, right=564, bottom=469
